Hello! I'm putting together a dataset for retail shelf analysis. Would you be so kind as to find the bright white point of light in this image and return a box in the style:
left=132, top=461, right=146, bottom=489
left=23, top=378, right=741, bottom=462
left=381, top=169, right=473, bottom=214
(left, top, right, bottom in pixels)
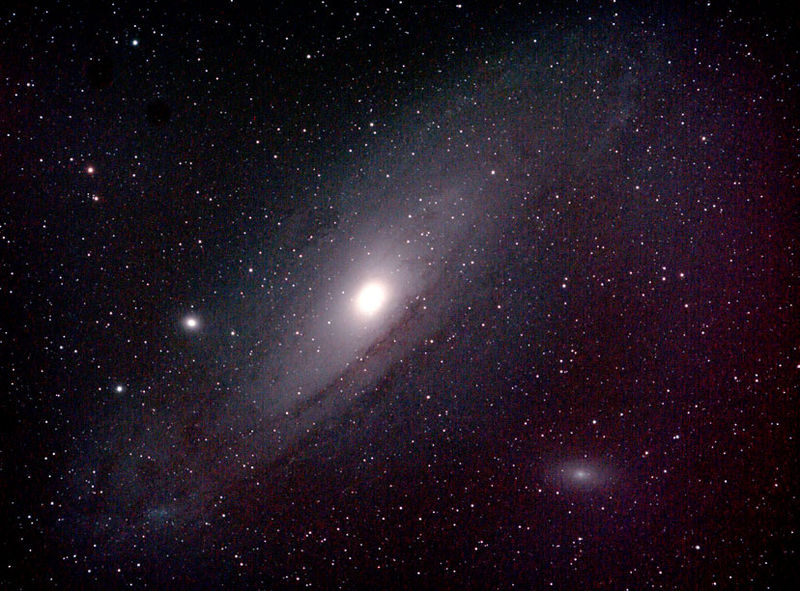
left=355, top=282, right=387, bottom=316
left=115, top=384, right=125, bottom=393
left=131, top=39, right=139, bottom=46
left=86, top=166, right=95, bottom=174
left=182, top=315, right=201, bottom=331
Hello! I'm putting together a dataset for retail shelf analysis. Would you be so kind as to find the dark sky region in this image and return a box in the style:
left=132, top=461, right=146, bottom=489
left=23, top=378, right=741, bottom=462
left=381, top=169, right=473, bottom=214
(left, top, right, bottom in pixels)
left=1, top=1, right=798, bottom=589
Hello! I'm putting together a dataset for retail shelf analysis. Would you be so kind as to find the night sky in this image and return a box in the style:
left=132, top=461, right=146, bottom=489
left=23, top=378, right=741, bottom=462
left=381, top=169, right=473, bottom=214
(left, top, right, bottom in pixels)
left=1, top=1, right=798, bottom=589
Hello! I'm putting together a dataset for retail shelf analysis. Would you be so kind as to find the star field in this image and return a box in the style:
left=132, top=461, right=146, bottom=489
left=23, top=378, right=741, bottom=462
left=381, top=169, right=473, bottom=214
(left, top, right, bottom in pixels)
left=1, top=1, right=798, bottom=589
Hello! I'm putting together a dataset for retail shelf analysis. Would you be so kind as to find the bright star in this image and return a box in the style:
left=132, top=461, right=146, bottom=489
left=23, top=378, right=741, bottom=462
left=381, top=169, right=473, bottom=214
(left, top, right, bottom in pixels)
left=355, top=282, right=387, bottom=316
